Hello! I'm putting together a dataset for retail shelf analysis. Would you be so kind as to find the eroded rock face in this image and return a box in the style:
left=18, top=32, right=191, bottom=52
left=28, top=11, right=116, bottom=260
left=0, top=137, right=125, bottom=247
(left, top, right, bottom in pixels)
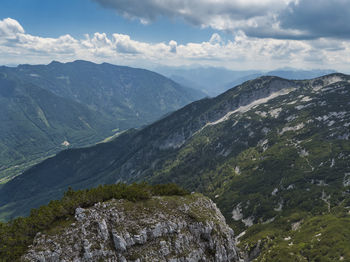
left=22, top=194, right=239, bottom=262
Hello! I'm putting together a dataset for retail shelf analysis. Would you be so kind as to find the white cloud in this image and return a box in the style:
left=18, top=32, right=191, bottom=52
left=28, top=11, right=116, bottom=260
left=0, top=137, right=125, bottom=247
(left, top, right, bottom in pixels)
left=169, top=40, right=177, bottom=53
left=209, top=33, right=222, bottom=45
left=113, top=34, right=140, bottom=54
left=1, top=18, right=350, bottom=72
left=0, top=18, right=24, bottom=37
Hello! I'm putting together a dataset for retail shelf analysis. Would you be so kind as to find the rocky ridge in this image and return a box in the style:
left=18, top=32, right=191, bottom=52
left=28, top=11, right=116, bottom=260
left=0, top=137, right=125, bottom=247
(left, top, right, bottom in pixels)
left=23, top=194, right=240, bottom=262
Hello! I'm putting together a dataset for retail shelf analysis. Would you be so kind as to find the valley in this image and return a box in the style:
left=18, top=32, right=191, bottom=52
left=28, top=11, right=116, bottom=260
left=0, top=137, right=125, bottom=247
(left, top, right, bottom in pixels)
left=2, top=72, right=350, bottom=260
left=0, top=61, right=203, bottom=183
left=1, top=1, right=349, bottom=260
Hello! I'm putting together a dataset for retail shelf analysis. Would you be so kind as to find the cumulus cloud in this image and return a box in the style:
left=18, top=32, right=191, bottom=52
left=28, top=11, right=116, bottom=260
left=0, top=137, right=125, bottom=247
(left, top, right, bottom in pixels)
left=209, top=33, right=222, bottom=44
left=1, top=17, right=350, bottom=71
left=0, top=18, right=24, bottom=39
left=92, top=0, right=350, bottom=40
left=169, top=40, right=177, bottom=53
left=113, top=34, right=141, bottom=54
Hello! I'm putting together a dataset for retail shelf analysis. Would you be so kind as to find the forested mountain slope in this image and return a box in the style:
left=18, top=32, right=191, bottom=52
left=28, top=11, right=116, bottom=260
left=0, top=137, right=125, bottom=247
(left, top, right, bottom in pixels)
left=0, top=73, right=115, bottom=182
left=1, top=60, right=204, bottom=129
left=2, top=73, right=350, bottom=260
left=0, top=61, right=203, bottom=182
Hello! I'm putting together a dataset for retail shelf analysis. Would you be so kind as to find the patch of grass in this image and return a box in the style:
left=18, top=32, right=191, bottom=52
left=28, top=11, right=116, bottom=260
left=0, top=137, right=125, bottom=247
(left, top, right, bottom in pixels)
left=239, top=211, right=350, bottom=261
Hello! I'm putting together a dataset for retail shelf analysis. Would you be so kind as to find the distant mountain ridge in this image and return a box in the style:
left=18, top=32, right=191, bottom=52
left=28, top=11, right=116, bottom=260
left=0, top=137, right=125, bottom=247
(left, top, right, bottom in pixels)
left=224, top=69, right=338, bottom=92
left=156, top=66, right=336, bottom=96
left=3, top=60, right=204, bottom=129
left=0, top=60, right=204, bottom=182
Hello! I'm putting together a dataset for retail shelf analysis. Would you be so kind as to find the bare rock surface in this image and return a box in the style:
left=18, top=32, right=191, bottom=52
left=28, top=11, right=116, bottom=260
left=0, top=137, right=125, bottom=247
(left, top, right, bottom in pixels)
left=22, top=194, right=239, bottom=262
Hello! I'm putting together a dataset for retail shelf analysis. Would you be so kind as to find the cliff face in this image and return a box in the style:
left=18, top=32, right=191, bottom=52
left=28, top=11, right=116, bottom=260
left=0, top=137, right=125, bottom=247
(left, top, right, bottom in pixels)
left=23, top=194, right=239, bottom=262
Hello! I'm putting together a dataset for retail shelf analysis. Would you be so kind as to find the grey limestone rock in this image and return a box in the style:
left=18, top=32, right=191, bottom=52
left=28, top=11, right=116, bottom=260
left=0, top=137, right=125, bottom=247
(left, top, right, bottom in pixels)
left=22, top=194, right=240, bottom=262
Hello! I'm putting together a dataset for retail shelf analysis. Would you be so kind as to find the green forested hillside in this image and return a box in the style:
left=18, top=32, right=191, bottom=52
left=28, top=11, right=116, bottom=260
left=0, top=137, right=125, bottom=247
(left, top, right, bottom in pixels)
left=0, top=73, right=116, bottom=182
left=0, top=61, right=203, bottom=182
left=2, top=73, right=350, bottom=260
left=2, top=60, right=204, bottom=129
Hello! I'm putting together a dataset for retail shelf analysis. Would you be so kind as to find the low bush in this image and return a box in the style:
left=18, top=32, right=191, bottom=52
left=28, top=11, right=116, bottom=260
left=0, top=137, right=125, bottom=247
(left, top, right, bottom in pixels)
left=0, top=182, right=188, bottom=261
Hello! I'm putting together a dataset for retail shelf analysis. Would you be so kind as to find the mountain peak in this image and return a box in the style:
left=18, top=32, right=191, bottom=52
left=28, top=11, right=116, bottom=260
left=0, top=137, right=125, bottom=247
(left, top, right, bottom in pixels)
left=48, top=60, right=62, bottom=65
left=70, top=59, right=96, bottom=65
left=48, top=60, right=98, bottom=67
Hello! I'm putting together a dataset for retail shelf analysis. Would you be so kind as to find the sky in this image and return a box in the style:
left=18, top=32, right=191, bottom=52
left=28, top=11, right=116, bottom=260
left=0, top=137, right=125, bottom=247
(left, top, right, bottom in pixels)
left=1, top=0, right=350, bottom=71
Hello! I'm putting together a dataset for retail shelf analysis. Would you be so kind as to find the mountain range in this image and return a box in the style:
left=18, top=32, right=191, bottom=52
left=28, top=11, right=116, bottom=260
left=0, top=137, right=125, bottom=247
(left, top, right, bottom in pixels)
left=1, top=72, right=350, bottom=260
left=156, top=66, right=336, bottom=96
left=0, top=61, right=204, bottom=182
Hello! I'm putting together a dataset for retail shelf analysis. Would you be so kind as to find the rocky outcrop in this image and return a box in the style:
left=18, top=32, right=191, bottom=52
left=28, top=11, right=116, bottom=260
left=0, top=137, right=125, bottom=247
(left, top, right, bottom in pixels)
left=22, top=194, right=240, bottom=262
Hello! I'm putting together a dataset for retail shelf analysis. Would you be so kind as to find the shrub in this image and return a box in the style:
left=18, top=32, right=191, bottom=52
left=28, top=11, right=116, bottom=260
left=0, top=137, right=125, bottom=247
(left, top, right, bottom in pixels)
left=0, top=182, right=188, bottom=261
